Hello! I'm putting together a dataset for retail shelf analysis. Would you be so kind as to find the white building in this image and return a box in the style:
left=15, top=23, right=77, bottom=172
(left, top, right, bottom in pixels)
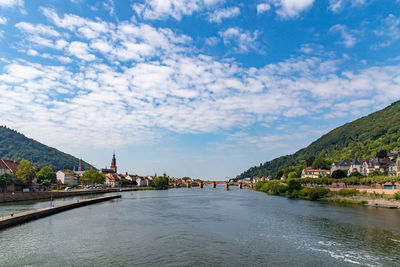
left=56, top=170, right=78, bottom=186
left=136, top=177, right=147, bottom=187
left=301, top=168, right=330, bottom=178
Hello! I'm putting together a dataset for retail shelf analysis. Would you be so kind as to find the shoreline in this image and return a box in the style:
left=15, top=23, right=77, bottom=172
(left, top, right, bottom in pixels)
left=0, top=195, right=121, bottom=230
left=0, top=187, right=155, bottom=203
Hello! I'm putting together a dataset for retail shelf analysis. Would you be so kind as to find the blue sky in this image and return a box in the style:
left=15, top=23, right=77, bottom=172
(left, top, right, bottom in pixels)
left=0, top=0, right=400, bottom=180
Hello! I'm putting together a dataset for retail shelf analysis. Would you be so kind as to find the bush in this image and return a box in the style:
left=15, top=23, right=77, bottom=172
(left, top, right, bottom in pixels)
left=268, top=183, right=288, bottom=195
left=287, top=171, right=298, bottom=179
left=308, top=187, right=330, bottom=200
left=331, top=170, right=347, bottom=179
left=394, top=192, right=400, bottom=200
left=349, top=171, right=363, bottom=178
left=336, top=189, right=359, bottom=197
left=299, top=187, right=310, bottom=198
left=287, top=179, right=302, bottom=193
left=288, top=189, right=300, bottom=198
left=255, top=181, right=264, bottom=191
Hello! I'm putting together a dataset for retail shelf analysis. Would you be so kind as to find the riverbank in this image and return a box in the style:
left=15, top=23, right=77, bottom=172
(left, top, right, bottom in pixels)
left=0, top=195, right=121, bottom=230
left=0, top=187, right=155, bottom=203
left=255, top=180, right=400, bottom=209
left=325, top=195, right=400, bottom=209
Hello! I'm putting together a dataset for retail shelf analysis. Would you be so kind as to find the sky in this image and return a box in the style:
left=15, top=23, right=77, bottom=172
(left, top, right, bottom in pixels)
left=0, top=0, right=400, bottom=180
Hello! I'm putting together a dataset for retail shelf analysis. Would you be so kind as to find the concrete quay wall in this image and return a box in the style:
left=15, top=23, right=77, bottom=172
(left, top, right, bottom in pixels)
left=0, top=189, right=120, bottom=203
left=0, top=195, right=121, bottom=230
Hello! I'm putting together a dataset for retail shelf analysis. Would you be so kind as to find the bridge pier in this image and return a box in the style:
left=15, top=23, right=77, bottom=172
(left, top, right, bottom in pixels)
left=186, top=183, right=191, bottom=188
left=199, top=183, right=203, bottom=189
left=238, top=183, right=242, bottom=189
left=224, top=182, right=229, bottom=189
left=211, top=182, right=216, bottom=189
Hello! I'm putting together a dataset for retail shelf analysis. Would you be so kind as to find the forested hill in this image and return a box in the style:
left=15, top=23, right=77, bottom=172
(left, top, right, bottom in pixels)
left=239, top=100, right=400, bottom=179
left=0, top=126, right=94, bottom=170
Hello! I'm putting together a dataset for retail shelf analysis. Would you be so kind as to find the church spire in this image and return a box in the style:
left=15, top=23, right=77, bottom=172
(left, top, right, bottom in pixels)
left=110, top=152, right=117, bottom=173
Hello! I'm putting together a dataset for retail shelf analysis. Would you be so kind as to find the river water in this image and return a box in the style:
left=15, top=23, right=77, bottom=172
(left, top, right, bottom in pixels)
left=1, top=186, right=400, bottom=266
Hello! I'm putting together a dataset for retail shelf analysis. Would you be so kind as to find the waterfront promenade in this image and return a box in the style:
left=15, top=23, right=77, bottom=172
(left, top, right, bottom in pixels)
left=0, top=195, right=121, bottom=230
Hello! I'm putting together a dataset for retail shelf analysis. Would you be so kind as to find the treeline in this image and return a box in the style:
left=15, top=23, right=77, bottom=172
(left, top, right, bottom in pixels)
left=0, top=160, right=105, bottom=189
left=0, top=126, right=94, bottom=170
left=0, top=160, right=57, bottom=187
left=239, top=100, right=400, bottom=179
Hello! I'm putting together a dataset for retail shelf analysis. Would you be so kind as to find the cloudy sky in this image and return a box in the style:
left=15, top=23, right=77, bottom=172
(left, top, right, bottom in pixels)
left=0, top=0, right=399, bottom=179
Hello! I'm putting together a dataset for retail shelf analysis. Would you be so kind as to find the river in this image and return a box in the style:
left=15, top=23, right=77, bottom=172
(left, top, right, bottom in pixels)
left=0, top=186, right=400, bottom=266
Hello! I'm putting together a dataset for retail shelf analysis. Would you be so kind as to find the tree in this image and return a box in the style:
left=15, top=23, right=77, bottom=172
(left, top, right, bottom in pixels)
left=275, top=170, right=284, bottom=179
left=36, top=165, right=56, bottom=184
left=376, top=149, right=388, bottom=159
left=16, top=160, right=36, bottom=186
left=153, top=176, right=168, bottom=189
left=121, top=178, right=137, bottom=187
left=81, top=169, right=105, bottom=185
left=0, top=173, right=14, bottom=190
left=312, top=157, right=329, bottom=170
left=349, top=171, right=363, bottom=177
left=368, top=170, right=383, bottom=177
left=331, top=170, right=347, bottom=179
left=287, top=171, right=298, bottom=179
left=287, top=179, right=302, bottom=193
left=306, top=156, right=316, bottom=167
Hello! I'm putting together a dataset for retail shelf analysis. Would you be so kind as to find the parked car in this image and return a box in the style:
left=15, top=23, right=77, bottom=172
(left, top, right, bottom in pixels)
left=64, top=187, right=72, bottom=191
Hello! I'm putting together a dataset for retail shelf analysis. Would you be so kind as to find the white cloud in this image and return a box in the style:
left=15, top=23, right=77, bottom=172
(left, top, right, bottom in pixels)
left=67, top=41, right=96, bottom=61
left=0, top=0, right=23, bottom=8
left=3, top=9, right=400, bottom=153
left=257, top=3, right=271, bottom=15
left=328, top=0, right=368, bottom=13
left=15, top=22, right=60, bottom=37
left=0, top=16, right=7, bottom=24
left=219, top=27, right=260, bottom=53
left=205, top=36, right=219, bottom=46
left=103, top=0, right=115, bottom=16
left=132, top=0, right=223, bottom=20
left=374, top=14, right=400, bottom=47
left=208, top=6, right=240, bottom=23
left=329, top=24, right=357, bottom=48
left=265, top=0, right=315, bottom=18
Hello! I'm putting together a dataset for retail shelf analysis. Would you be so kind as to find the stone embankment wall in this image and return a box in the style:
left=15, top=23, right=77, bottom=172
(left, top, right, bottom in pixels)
left=328, top=187, right=400, bottom=195
left=0, top=195, right=121, bottom=230
left=0, top=189, right=119, bottom=203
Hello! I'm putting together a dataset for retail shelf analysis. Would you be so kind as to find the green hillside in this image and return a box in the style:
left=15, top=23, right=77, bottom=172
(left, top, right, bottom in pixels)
left=0, top=126, right=94, bottom=170
left=239, top=100, right=400, bottom=179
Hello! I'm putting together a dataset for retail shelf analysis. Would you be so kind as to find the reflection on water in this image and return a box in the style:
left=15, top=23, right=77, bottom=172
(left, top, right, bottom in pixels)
left=0, top=187, right=400, bottom=266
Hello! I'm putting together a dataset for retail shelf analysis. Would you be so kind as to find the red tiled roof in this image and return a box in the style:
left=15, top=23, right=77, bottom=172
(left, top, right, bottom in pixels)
left=0, top=158, right=19, bottom=173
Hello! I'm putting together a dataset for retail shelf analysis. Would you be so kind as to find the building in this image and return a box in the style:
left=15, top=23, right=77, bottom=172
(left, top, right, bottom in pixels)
left=360, top=157, right=391, bottom=176
left=389, top=157, right=400, bottom=176
left=347, top=158, right=362, bottom=176
left=388, top=151, right=400, bottom=160
left=56, top=170, right=78, bottom=186
left=0, top=158, right=19, bottom=176
left=301, top=168, right=330, bottom=178
left=105, top=173, right=120, bottom=188
left=102, top=152, right=117, bottom=174
left=136, top=177, right=147, bottom=187
left=330, top=159, right=351, bottom=174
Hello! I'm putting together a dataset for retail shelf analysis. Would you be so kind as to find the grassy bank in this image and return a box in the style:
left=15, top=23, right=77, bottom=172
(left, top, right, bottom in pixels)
left=255, top=180, right=400, bottom=208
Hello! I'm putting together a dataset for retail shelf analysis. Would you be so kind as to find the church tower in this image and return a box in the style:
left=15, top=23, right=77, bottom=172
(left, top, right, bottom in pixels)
left=110, top=152, right=117, bottom=173
left=78, top=158, right=83, bottom=172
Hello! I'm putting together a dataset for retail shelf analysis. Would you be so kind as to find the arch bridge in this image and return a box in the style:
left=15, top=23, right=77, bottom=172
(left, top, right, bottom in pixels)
left=171, top=180, right=254, bottom=189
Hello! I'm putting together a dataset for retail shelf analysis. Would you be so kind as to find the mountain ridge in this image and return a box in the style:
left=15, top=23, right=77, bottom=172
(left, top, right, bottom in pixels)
left=0, top=126, right=94, bottom=170
left=239, top=100, right=400, bottom=179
